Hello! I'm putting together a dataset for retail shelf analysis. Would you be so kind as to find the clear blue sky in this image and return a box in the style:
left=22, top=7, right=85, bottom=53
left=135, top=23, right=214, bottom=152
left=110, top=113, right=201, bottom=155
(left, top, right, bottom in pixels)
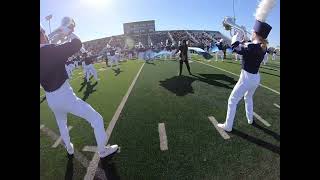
left=40, top=0, right=280, bottom=47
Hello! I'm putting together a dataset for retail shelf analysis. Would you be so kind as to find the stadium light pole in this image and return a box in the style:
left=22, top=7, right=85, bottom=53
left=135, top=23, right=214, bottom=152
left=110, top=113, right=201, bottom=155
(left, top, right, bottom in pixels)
left=233, top=0, right=236, bottom=23
left=45, top=14, right=53, bottom=34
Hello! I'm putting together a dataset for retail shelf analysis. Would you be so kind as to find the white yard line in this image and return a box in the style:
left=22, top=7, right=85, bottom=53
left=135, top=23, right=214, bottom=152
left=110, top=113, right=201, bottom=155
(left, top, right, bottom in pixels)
left=273, top=103, right=280, bottom=109
left=253, top=112, right=271, bottom=127
left=208, top=116, right=230, bottom=140
left=51, top=126, right=73, bottom=148
left=82, top=146, right=97, bottom=153
left=40, top=125, right=89, bottom=168
left=158, top=123, right=168, bottom=151
left=84, top=63, right=145, bottom=180
left=195, top=61, right=280, bottom=95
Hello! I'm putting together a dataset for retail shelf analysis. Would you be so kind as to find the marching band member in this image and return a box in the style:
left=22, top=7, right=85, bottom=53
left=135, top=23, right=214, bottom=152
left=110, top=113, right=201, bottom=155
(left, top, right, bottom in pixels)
left=83, top=52, right=99, bottom=82
left=65, top=58, right=74, bottom=79
left=73, top=56, right=79, bottom=69
left=40, top=24, right=119, bottom=159
left=215, top=39, right=225, bottom=61
left=262, top=50, right=269, bottom=65
left=217, top=19, right=272, bottom=132
left=272, top=51, right=276, bottom=60
left=234, top=53, right=237, bottom=61
left=109, top=47, right=120, bottom=70
left=174, top=39, right=192, bottom=75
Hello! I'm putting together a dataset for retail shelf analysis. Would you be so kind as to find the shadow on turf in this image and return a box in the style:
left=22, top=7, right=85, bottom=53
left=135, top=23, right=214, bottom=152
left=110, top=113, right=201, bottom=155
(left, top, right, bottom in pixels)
left=159, top=74, right=236, bottom=96
left=252, top=122, right=280, bottom=141
left=64, top=158, right=73, bottom=180
left=82, top=81, right=98, bottom=101
left=112, top=68, right=123, bottom=76
left=260, top=71, right=280, bottom=77
left=100, top=159, right=120, bottom=180
left=78, top=76, right=94, bottom=92
left=230, top=128, right=280, bottom=155
left=159, top=75, right=196, bottom=96
left=40, top=96, right=46, bottom=104
left=191, top=74, right=234, bottom=90
left=259, top=66, right=279, bottom=72
left=146, top=61, right=156, bottom=65
left=196, top=73, right=237, bottom=86
left=265, top=62, right=280, bottom=68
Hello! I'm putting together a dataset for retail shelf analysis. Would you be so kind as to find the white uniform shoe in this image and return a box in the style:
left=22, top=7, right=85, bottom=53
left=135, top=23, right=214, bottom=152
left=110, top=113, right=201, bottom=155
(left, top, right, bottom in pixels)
left=66, top=143, right=74, bottom=155
left=248, top=119, right=253, bottom=125
left=217, top=123, right=232, bottom=132
left=99, top=144, right=119, bottom=158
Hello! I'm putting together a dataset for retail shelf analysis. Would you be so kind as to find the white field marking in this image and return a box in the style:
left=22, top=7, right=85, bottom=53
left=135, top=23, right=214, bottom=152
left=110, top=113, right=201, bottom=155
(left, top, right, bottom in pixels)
left=195, top=61, right=280, bottom=95
left=40, top=125, right=89, bottom=168
left=84, top=63, right=145, bottom=180
left=52, top=126, right=73, bottom=148
left=208, top=116, right=230, bottom=140
left=253, top=112, right=271, bottom=127
left=274, top=103, right=280, bottom=109
left=82, top=146, right=97, bottom=152
left=40, top=124, right=44, bottom=130
left=158, top=123, right=168, bottom=151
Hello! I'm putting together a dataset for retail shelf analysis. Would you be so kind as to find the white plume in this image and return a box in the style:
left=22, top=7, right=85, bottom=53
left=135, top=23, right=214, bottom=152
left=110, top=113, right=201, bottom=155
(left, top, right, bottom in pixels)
left=254, top=0, right=276, bottom=22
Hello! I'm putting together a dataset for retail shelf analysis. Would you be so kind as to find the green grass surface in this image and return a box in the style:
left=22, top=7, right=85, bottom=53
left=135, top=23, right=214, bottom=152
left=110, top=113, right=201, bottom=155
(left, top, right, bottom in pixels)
left=40, top=57, right=280, bottom=179
left=108, top=60, right=280, bottom=179
left=40, top=60, right=144, bottom=180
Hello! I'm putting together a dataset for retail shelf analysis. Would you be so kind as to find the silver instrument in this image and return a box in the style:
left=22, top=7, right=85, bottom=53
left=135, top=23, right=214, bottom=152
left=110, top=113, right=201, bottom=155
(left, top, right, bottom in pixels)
left=47, top=17, right=76, bottom=45
left=222, top=16, right=251, bottom=42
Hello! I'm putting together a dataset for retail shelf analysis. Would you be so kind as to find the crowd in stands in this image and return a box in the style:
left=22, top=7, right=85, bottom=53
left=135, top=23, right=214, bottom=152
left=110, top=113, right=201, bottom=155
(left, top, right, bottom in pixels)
left=80, top=30, right=226, bottom=57
left=149, top=31, right=172, bottom=47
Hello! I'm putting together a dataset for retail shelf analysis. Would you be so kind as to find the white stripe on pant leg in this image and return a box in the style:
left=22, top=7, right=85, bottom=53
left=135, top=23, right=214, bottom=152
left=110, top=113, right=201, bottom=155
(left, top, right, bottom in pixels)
left=158, top=123, right=168, bottom=151
left=208, top=116, right=230, bottom=140
left=274, top=103, right=280, bottom=109
left=84, top=63, right=145, bottom=180
left=253, top=112, right=271, bottom=127
left=52, top=126, right=73, bottom=148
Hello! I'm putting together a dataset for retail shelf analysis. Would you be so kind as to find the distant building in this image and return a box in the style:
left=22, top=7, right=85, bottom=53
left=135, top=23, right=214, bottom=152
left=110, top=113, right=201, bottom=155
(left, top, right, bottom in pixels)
left=123, top=20, right=155, bottom=34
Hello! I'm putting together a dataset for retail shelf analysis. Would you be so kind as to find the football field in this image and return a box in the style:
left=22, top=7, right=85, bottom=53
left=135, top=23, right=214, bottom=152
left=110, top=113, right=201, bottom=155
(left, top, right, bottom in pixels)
left=40, top=55, right=280, bottom=179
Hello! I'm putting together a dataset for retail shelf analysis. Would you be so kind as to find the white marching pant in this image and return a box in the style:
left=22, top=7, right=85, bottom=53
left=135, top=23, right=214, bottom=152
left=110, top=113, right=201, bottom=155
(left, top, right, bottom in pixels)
left=263, top=53, right=269, bottom=65
left=224, top=70, right=260, bottom=129
left=45, top=81, right=108, bottom=157
left=65, top=65, right=74, bottom=79
left=109, top=55, right=119, bottom=68
left=74, top=62, right=78, bottom=68
left=86, top=64, right=98, bottom=81
left=272, top=54, right=276, bottom=60
left=216, top=51, right=224, bottom=61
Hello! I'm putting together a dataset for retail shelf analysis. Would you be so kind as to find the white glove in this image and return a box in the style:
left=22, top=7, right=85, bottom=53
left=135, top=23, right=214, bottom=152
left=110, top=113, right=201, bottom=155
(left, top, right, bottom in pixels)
left=231, top=32, right=241, bottom=45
